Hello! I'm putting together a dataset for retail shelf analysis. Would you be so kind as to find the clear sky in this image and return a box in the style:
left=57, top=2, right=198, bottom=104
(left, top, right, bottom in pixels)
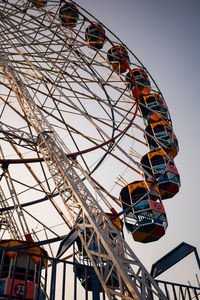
left=76, top=0, right=200, bottom=285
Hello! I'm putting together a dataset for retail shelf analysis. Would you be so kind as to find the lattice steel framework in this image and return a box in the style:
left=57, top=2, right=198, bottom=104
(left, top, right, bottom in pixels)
left=0, top=47, right=167, bottom=299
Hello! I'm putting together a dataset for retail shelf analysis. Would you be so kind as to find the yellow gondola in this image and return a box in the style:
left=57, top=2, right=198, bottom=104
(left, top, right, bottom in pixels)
left=120, top=181, right=167, bottom=243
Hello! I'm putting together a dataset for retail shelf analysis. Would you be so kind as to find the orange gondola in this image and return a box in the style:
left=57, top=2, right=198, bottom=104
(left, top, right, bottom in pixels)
left=126, top=68, right=151, bottom=98
left=28, top=0, right=47, bottom=8
left=107, top=45, right=130, bottom=73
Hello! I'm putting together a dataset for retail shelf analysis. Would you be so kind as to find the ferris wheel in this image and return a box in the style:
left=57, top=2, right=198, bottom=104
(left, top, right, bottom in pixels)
left=0, top=0, right=180, bottom=299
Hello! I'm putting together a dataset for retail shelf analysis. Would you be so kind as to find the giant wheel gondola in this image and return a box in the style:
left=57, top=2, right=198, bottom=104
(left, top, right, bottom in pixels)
left=0, top=0, right=180, bottom=299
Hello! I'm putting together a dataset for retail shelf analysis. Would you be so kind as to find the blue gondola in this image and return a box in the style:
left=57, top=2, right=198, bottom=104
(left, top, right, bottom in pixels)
left=144, top=120, right=179, bottom=158
left=85, top=23, right=106, bottom=50
left=59, top=2, right=79, bottom=28
left=57, top=214, right=123, bottom=291
left=74, top=213, right=123, bottom=290
left=139, top=93, right=169, bottom=124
